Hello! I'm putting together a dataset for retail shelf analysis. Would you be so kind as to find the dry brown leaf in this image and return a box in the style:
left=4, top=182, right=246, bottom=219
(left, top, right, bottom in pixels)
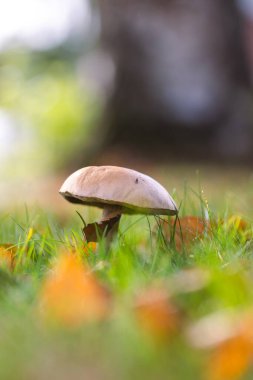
left=159, top=216, right=211, bottom=251
left=83, top=214, right=121, bottom=242
left=40, top=254, right=110, bottom=327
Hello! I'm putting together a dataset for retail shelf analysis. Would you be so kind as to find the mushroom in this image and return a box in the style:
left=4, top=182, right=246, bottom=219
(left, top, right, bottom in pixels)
left=59, top=166, right=177, bottom=243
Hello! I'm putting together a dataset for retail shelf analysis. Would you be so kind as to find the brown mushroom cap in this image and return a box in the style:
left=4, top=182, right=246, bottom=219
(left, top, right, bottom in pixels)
left=59, top=166, right=177, bottom=216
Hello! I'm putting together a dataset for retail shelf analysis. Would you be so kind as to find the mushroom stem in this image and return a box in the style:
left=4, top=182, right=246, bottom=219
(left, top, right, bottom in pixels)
left=101, top=205, right=122, bottom=220
left=101, top=205, right=122, bottom=244
left=103, top=216, right=121, bottom=244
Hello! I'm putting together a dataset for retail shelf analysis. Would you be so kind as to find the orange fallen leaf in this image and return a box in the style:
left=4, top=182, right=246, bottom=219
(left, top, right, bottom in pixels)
left=158, top=216, right=211, bottom=251
left=134, top=286, right=181, bottom=342
left=58, top=242, right=97, bottom=259
left=40, top=254, right=110, bottom=327
left=206, top=334, right=253, bottom=380
left=83, top=242, right=97, bottom=255
left=0, top=244, right=16, bottom=270
left=190, top=311, right=253, bottom=380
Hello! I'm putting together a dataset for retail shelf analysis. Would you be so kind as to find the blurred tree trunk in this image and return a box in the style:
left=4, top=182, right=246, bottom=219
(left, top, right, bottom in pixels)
left=95, top=0, right=252, bottom=162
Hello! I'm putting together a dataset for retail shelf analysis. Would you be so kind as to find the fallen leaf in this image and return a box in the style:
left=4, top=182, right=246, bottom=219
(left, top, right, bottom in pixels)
left=40, top=254, right=110, bottom=327
left=168, top=268, right=210, bottom=294
left=26, top=227, right=34, bottom=242
left=186, top=311, right=238, bottom=349
left=134, top=285, right=181, bottom=342
left=83, top=242, right=97, bottom=255
left=220, top=215, right=251, bottom=240
left=0, top=244, right=16, bottom=270
left=83, top=214, right=121, bottom=242
left=186, top=310, right=253, bottom=380
left=206, top=334, right=252, bottom=380
left=158, top=216, right=211, bottom=251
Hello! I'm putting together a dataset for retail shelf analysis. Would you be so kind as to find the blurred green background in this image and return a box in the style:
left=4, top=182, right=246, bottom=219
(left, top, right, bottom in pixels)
left=1, top=0, right=253, bottom=213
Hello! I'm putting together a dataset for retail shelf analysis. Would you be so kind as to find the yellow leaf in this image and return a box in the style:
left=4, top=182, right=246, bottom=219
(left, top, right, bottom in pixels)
left=26, top=228, right=34, bottom=242
left=226, top=216, right=251, bottom=239
left=227, top=216, right=248, bottom=231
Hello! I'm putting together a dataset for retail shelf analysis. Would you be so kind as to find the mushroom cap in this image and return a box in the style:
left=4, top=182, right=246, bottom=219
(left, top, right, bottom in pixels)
left=59, top=166, right=177, bottom=216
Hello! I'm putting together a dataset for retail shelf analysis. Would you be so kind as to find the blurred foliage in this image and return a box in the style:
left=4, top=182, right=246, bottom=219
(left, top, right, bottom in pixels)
left=0, top=49, right=100, bottom=178
left=0, top=199, right=253, bottom=379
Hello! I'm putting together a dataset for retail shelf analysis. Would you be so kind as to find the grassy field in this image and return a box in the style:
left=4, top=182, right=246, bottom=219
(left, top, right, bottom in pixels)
left=1, top=166, right=253, bottom=380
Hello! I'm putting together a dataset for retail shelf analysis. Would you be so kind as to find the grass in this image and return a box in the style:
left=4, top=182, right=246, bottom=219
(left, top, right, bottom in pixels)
left=1, top=183, right=253, bottom=380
